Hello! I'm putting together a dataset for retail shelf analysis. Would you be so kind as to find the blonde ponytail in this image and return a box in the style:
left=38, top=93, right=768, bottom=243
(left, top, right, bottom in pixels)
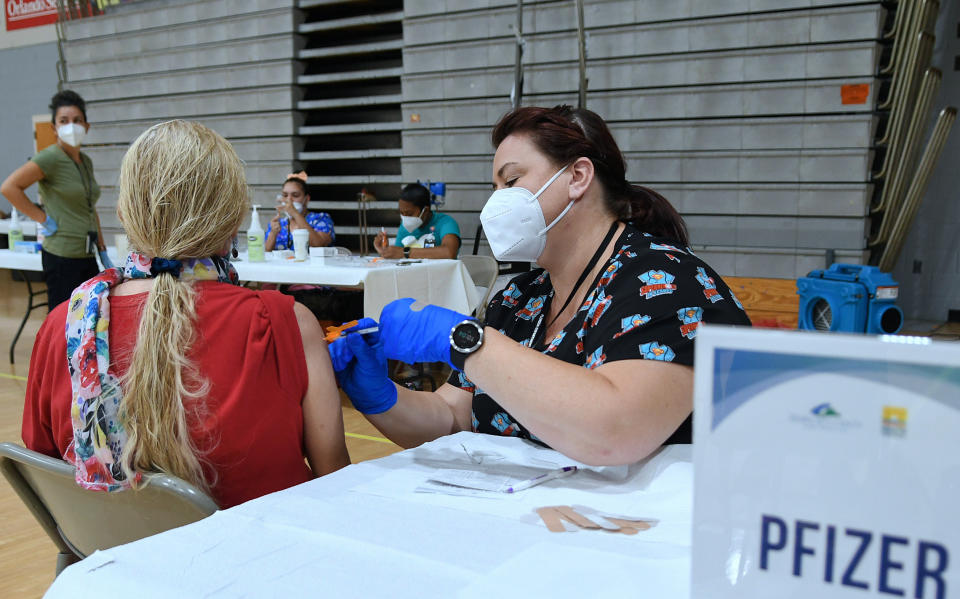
left=120, top=274, right=209, bottom=489
left=115, top=120, right=249, bottom=490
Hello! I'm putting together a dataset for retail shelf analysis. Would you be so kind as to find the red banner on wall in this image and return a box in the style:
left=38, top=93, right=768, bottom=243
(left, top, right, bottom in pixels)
left=5, top=0, right=103, bottom=31
left=5, top=0, right=58, bottom=30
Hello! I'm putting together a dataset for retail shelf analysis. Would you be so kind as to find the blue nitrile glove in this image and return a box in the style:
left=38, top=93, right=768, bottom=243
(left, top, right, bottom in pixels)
left=98, top=250, right=114, bottom=270
left=337, top=330, right=397, bottom=414
left=41, top=214, right=58, bottom=235
left=379, top=297, right=470, bottom=369
left=327, top=317, right=378, bottom=372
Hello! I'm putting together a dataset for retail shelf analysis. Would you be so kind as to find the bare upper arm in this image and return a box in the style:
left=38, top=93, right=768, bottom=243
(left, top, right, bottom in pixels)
left=593, top=359, right=693, bottom=459
left=1, top=161, right=44, bottom=193
left=293, top=302, right=351, bottom=475
left=439, top=233, right=461, bottom=259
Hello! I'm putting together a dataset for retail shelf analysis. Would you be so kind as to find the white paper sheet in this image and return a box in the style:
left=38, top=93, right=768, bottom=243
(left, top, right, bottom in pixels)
left=45, top=432, right=695, bottom=599
left=456, top=543, right=691, bottom=599
left=345, top=432, right=693, bottom=546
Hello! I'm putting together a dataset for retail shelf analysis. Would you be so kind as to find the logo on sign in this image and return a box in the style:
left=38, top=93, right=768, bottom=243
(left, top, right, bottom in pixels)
left=811, top=403, right=840, bottom=417
left=789, top=403, right=861, bottom=431
left=882, top=406, right=908, bottom=438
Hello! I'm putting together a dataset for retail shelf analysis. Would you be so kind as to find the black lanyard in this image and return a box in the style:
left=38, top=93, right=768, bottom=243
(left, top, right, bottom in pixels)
left=529, top=221, right=619, bottom=347
left=72, top=157, right=94, bottom=210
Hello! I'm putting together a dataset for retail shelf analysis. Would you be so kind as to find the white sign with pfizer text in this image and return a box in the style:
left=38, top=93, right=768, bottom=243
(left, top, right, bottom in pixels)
left=692, top=326, right=960, bottom=599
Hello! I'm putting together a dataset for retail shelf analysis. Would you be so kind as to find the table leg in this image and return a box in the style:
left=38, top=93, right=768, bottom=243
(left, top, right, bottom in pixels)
left=10, top=271, right=47, bottom=364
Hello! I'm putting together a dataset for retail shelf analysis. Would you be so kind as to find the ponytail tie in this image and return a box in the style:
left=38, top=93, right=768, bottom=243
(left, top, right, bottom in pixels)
left=151, top=257, right=183, bottom=278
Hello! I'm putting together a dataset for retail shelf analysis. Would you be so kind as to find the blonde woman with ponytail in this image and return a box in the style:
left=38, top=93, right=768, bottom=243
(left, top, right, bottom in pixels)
left=23, top=120, right=350, bottom=507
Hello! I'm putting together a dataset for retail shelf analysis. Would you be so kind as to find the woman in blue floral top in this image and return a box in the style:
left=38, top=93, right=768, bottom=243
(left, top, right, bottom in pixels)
left=266, top=172, right=335, bottom=251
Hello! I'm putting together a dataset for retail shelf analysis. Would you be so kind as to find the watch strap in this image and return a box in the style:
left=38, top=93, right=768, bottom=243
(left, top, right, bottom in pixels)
left=450, top=341, right=468, bottom=371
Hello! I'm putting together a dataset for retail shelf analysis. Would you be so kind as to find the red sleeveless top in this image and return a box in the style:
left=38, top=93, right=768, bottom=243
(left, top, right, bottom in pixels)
left=23, top=282, right=313, bottom=508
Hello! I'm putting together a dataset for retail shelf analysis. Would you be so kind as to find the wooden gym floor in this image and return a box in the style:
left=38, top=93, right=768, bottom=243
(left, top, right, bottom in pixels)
left=1, top=274, right=955, bottom=597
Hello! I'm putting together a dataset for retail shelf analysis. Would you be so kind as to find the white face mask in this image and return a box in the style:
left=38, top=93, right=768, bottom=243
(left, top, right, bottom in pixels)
left=57, top=123, right=86, bottom=147
left=277, top=192, right=304, bottom=215
left=400, top=206, right=425, bottom=232
left=480, top=165, right=572, bottom=262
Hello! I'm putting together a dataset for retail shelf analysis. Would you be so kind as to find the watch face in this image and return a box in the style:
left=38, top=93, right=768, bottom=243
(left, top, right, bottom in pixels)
left=453, top=321, right=482, bottom=350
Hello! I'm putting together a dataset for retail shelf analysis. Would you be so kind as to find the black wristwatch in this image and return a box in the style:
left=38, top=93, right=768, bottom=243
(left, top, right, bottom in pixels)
left=403, top=246, right=411, bottom=258
left=449, top=319, right=484, bottom=371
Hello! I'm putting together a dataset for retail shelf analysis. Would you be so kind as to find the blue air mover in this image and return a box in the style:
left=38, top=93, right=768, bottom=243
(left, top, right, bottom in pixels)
left=797, top=264, right=903, bottom=334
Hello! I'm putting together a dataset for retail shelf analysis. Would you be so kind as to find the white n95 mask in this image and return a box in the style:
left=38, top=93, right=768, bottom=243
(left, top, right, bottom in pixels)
left=292, top=202, right=304, bottom=212
left=479, top=164, right=571, bottom=262
left=57, top=123, right=86, bottom=147
left=400, top=207, right=425, bottom=232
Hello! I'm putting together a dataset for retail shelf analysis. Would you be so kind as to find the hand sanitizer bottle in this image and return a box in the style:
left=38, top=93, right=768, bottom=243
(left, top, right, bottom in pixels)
left=8, top=208, right=23, bottom=249
left=247, top=204, right=265, bottom=262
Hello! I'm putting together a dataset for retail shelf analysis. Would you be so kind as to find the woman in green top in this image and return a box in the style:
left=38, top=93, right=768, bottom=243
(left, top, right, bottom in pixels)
left=1, top=90, right=111, bottom=310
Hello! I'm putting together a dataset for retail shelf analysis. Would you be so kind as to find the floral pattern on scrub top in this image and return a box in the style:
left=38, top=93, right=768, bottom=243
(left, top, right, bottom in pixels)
left=267, top=212, right=335, bottom=251
left=448, top=224, right=752, bottom=447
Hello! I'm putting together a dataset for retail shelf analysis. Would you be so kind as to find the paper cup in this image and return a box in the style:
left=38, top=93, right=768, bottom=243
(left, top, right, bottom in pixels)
left=292, top=229, right=309, bottom=261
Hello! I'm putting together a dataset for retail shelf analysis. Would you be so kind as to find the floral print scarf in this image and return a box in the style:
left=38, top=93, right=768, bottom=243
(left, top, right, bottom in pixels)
left=65, top=251, right=239, bottom=491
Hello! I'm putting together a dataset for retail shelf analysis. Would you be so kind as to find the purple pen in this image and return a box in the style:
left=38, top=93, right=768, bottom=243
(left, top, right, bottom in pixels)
left=505, top=466, right=578, bottom=494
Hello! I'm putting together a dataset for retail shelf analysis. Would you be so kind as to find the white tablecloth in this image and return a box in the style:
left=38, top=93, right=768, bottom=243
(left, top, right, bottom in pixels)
left=0, top=250, right=480, bottom=319
left=0, top=247, right=121, bottom=273
left=45, top=432, right=693, bottom=598
left=0, top=218, right=38, bottom=236
left=0, top=249, right=43, bottom=271
left=234, top=255, right=480, bottom=318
